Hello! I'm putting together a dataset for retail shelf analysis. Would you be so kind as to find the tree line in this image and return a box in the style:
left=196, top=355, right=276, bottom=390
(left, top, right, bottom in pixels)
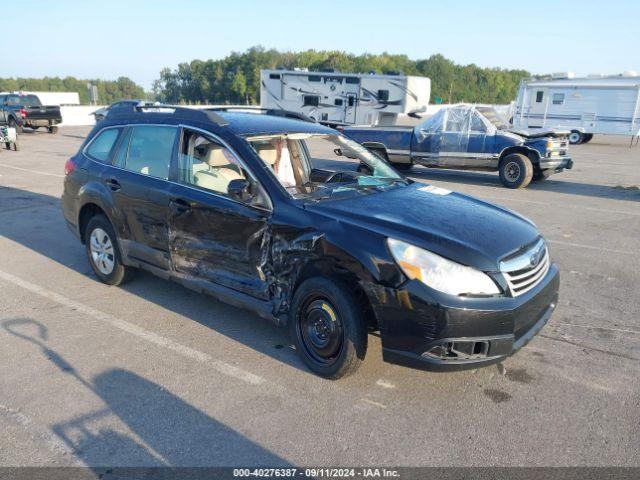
left=153, top=46, right=530, bottom=105
left=0, top=76, right=145, bottom=105
left=1, top=47, right=530, bottom=106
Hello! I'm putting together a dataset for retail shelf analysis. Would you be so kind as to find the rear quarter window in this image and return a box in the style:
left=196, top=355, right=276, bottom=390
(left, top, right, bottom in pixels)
left=85, top=128, right=122, bottom=163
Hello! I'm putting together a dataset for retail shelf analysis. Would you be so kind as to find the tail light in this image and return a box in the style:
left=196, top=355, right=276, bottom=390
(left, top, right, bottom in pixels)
left=19, top=108, right=27, bottom=118
left=64, top=158, right=76, bottom=176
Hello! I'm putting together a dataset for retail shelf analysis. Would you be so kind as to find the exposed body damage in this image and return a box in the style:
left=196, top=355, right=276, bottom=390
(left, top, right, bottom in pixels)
left=62, top=104, right=560, bottom=378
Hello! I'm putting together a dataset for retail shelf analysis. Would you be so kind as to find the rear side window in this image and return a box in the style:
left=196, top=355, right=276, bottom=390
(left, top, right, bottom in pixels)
left=116, top=126, right=177, bottom=179
left=86, top=128, right=121, bottom=163
left=535, top=91, right=544, bottom=103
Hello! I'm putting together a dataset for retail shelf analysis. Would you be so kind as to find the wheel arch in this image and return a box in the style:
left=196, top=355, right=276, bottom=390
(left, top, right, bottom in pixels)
left=499, top=145, right=540, bottom=166
left=292, top=258, right=380, bottom=331
left=361, top=141, right=389, bottom=160
left=78, top=202, right=109, bottom=244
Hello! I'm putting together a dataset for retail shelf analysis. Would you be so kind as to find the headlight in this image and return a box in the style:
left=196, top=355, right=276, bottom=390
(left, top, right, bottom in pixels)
left=387, top=238, right=500, bottom=296
left=546, top=139, right=554, bottom=150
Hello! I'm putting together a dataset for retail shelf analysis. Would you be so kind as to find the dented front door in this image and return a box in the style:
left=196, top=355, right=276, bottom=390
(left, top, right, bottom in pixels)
left=167, top=185, right=271, bottom=299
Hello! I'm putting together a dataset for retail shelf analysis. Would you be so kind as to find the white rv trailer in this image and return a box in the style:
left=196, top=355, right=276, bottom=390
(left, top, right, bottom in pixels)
left=260, top=69, right=430, bottom=126
left=513, top=73, right=640, bottom=144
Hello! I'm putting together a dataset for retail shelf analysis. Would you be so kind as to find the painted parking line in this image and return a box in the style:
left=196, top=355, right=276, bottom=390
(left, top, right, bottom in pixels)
left=0, top=269, right=265, bottom=386
left=546, top=239, right=637, bottom=256
left=0, top=163, right=64, bottom=178
left=479, top=194, right=640, bottom=217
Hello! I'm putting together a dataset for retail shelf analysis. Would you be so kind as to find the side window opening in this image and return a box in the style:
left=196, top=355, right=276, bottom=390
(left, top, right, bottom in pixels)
left=334, top=98, right=343, bottom=106
left=470, top=112, right=487, bottom=133
left=347, top=96, right=356, bottom=107
left=86, top=128, right=122, bottom=163
left=535, top=91, right=544, bottom=103
left=178, top=130, right=262, bottom=203
left=119, top=126, right=177, bottom=180
left=303, top=95, right=320, bottom=107
left=378, top=90, right=389, bottom=102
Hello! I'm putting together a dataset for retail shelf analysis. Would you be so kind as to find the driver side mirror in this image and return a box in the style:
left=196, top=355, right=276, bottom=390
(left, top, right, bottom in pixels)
left=227, top=179, right=254, bottom=203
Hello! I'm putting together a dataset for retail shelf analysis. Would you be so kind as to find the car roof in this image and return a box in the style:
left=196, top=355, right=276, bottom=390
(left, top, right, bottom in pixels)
left=104, top=105, right=335, bottom=137
left=217, top=112, right=334, bottom=136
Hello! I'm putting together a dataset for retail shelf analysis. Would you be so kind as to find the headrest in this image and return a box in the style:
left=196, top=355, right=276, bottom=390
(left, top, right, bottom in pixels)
left=205, top=147, right=231, bottom=167
left=256, top=144, right=278, bottom=165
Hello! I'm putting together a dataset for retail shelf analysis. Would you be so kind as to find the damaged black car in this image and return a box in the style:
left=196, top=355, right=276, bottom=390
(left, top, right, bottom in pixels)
left=61, top=104, right=559, bottom=379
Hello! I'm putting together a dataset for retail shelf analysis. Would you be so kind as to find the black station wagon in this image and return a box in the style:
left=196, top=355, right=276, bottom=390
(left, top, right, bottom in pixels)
left=62, top=104, right=559, bottom=379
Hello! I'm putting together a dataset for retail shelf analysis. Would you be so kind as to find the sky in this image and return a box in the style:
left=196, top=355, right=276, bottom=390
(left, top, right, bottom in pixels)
left=6, top=0, right=640, bottom=90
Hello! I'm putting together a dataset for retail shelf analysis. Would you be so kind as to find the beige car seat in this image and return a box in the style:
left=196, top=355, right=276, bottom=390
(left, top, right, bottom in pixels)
left=194, top=146, right=244, bottom=194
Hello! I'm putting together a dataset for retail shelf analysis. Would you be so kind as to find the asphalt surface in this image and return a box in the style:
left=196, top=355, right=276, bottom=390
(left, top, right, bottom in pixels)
left=0, top=127, right=638, bottom=467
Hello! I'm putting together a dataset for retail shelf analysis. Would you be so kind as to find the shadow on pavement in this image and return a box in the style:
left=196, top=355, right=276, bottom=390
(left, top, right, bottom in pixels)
left=0, top=186, right=303, bottom=373
left=2, top=317, right=289, bottom=467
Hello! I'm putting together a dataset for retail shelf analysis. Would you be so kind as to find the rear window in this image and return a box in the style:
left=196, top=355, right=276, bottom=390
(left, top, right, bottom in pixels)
left=7, top=95, right=41, bottom=107
left=86, top=128, right=122, bottom=163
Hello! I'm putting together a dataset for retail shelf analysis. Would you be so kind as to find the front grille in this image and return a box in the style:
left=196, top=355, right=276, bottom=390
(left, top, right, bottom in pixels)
left=500, top=239, right=550, bottom=297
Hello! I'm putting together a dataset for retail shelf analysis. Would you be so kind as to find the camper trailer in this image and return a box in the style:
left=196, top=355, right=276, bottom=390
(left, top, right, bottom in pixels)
left=513, top=73, right=640, bottom=144
left=260, top=69, right=430, bottom=126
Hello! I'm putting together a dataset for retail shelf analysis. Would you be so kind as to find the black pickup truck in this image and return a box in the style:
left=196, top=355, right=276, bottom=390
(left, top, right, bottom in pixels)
left=0, top=93, right=62, bottom=134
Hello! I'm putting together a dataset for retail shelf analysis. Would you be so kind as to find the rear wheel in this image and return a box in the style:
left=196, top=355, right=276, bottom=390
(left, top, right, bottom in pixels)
left=499, top=153, right=533, bottom=188
left=582, top=133, right=593, bottom=144
left=289, top=277, right=367, bottom=379
left=568, top=130, right=584, bottom=145
left=84, top=215, right=135, bottom=286
left=392, top=161, right=413, bottom=171
left=48, top=126, right=59, bottom=134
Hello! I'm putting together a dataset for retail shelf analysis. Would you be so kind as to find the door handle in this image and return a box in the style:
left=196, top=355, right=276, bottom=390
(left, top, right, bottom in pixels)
left=169, top=198, right=191, bottom=213
left=105, top=178, right=121, bottom=191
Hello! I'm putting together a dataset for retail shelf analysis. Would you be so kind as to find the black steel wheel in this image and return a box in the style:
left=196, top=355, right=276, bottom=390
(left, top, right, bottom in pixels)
left=290, top=277, right=367, bottom=379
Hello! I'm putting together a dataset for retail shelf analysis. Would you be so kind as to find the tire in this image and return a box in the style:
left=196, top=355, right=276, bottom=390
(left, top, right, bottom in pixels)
left=392, top=161, right=413, bottom=172
left=582, top=133, right=593, bottom=144
left=499, top=153, right=533, bottom=189
left=8, top=117, right=22, bottom=135
left=568, top=130, right=584, bottom=145
left=533, top=169, right=552, bottom=181
left=48, top=126, right=59, bottom=134
left=84, top=215, right=135, bottom=286
left=289, top=276, right=367, bottom=379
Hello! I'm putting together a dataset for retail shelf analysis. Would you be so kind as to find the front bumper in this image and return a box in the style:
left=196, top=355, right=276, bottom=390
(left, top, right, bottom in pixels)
left=366, top=264, right=559, bottom=372
left=540, top=156, right=573, bottom=172
left=24, top=118, right=62, bottom=127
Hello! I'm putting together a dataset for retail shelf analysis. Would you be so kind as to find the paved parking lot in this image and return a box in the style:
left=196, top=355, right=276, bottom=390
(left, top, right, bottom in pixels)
left=0, top=127, right=638, bottom=467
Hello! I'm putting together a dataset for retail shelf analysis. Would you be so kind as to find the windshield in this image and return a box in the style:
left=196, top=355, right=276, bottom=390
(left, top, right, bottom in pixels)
left=476, top=107, right=511, bottom=129
left=246, top=132, right=407, bottom=201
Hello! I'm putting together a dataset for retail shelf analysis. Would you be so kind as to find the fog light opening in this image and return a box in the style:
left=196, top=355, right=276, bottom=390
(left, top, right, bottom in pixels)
left=424, top=340, right=490, bottom=361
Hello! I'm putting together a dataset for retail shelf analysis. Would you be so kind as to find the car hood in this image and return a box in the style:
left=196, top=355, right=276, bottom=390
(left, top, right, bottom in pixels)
left=507, top=127, right=570, bottom=139
left=305, top=183, right=540, bottom=271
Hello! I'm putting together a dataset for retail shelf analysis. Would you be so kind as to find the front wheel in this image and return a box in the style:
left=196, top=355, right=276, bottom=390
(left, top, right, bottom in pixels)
left=84, top=215, right=135, bottom=286
left=499, top=153, right=533, bottom=189
left=289, top=277, right=367, bottom=379
left=568, top=130, right=584, bottom=145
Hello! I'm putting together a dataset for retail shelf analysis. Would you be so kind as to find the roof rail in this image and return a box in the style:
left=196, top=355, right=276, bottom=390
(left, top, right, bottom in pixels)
left=107, top=102, right=229, bottom=126
left=205, top=106, right=316, bottom=123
